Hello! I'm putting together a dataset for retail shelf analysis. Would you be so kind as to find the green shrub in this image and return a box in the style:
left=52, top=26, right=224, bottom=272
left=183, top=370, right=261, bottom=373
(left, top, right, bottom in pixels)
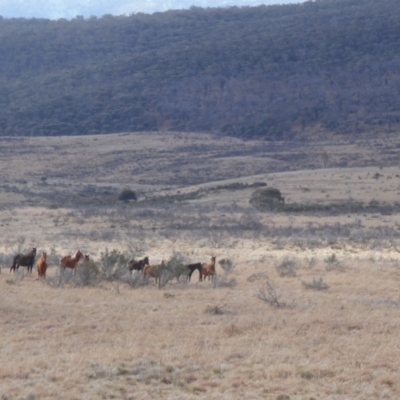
left=98, top=249, right=130, bottom=280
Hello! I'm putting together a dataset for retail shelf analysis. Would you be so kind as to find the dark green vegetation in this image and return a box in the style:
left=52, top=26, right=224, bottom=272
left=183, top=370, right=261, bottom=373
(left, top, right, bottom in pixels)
left=1, top=0, right=400, bottom=138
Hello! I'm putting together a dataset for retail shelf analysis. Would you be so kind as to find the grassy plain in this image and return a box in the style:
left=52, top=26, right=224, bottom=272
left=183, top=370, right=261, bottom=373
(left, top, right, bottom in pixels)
left=1, top=132, right=400, bottom=399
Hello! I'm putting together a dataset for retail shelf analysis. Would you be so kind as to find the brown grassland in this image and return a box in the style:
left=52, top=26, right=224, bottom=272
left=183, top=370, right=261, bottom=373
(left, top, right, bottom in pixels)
left=1, top=132, right=400, bottom=399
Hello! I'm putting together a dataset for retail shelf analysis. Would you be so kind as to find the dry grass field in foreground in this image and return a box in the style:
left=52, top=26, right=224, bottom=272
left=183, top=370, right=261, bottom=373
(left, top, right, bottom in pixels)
left=1, top=132, right=400, bottom=399
left=1, top=255, right=400, bottom=400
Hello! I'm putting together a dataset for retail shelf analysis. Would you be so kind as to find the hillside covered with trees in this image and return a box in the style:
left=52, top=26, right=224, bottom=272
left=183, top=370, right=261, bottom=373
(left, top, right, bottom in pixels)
left=1, top=0, right=400, bottom=139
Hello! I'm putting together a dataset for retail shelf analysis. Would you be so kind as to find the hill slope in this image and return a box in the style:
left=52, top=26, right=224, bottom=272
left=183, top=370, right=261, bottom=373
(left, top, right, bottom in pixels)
left=1, top=0, right=400, bottom=138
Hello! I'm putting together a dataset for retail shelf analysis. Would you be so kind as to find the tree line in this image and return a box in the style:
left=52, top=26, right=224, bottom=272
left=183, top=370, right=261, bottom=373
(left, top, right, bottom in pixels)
left=0, top=0, right=400, bottom=139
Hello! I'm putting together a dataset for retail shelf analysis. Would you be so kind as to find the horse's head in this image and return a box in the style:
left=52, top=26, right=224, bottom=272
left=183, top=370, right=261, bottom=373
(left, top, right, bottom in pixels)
left=32, top=247, right=37, bottom=255
left=75, top=250, right=84, bottom=260
left=42, top=252, right=47, bottom=259
left=84, top=254, right=90, bottom=261
left=143, top=256, right=149, bottom=265
left=211, top=256, right=216, bottom=262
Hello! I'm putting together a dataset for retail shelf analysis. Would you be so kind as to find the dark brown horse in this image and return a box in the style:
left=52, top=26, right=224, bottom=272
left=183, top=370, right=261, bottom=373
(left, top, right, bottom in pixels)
left=10, top=247, right=37, bottom=274
left=186, top=263, right=202, bottom=282
left=128, top=256, right=149, bottom=273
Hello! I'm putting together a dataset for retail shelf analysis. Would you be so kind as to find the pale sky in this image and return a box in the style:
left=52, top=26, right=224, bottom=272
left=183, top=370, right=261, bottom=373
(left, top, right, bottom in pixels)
left=0, top=0, right=303, bottom=19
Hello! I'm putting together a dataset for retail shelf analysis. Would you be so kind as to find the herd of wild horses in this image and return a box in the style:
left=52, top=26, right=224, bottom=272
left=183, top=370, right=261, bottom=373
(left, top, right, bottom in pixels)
left=2, top=247, right=217, bottom=283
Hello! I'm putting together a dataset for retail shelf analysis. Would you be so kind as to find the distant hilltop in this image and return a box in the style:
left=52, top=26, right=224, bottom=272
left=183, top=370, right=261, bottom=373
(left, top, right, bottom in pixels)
left=0, top=0, right=300, bottom=19
left=0, top=0, right=399, bottom=139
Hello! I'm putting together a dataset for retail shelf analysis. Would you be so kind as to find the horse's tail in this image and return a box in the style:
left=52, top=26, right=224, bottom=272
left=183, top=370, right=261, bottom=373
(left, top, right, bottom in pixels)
left=9, top=258, right=17, bottom=273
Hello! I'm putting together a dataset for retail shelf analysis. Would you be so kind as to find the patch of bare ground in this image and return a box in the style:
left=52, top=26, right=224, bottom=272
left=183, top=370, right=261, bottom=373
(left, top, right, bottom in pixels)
left=1, top=132, right=400, bottom=399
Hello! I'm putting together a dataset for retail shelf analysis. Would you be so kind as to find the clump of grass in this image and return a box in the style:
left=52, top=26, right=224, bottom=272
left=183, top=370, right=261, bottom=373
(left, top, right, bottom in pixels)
left=247, top=271, right=269, bottom=282
left=324, top=253, right=342, bottom=271
left=205, top=305, right=225, bottom=315
left=302, top=277, right=329, bottom=290
left=212, top=275, right=237, bottom=288
left=275, top=258, right=298, bottom=277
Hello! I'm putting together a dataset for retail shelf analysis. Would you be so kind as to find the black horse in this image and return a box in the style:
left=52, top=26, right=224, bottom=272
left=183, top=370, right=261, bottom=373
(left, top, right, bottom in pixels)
left=128, top=256, right=149, bottom=273
left=10, top=247, right=37, bottom=274
left=186, top=263, right=202, bottom=282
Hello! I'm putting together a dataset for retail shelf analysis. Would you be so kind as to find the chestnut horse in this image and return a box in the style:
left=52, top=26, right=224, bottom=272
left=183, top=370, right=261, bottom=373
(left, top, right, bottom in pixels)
left=60, top=250, right=84, bottom=274
left=128, top=256, right=149, bottom=273
left=143, top=261, right=165, bottom=286
left=10, top=247, right=37, bottom=274
left=200, top=256, right=216, bottom=282
left=36, top=252, right=48, bottom=278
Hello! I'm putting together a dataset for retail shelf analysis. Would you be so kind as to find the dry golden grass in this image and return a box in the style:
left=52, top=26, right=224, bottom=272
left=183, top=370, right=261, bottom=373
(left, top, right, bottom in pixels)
left=1, top=132, right=400, bottom=399
left=1, top=255, right=400, bottom=399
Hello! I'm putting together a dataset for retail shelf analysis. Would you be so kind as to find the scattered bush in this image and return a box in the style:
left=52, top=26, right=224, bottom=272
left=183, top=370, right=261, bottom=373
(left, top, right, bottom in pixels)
left=98, top=249, right=131, bottom=281
left=74, top=259, right=100, bottom=287
left=144, top=252, right=188, bottom=289
left=302, top=277, right=329, bottom=290
left=275, top=258, right=298, bottom=277
left=47, top=260, right=101, bottom=288
left=218, top=258, right=236, bottom=275
left=247, top=272, right=269, bottom=282
left=250, top=187, right=285, bottom=211
left=324, top=253, right=342, bottom=271
left=205, top=305, right=225, bottom=315
left=257, top=279, right=295, bottom=308
left=212, top=275, right=237, bottom=289
left=117, top=188, right=137, bottom=202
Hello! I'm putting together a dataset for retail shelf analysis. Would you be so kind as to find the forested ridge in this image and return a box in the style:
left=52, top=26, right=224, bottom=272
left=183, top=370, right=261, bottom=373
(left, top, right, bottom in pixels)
left=1, top=0, right=400, bottom=139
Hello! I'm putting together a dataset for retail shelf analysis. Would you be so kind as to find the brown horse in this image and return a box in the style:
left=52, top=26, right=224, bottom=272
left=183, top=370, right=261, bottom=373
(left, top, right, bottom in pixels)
left=60, top=250, right=84, bottom=274
left=142, top=261, right=165, bottom=286
left=200, top=256, right=216, bottom=282
left=10, top=247, right=37, bottom=273
left=128, top=256, right=149, bottom=273
left=36, top=252, right=48, bottom=278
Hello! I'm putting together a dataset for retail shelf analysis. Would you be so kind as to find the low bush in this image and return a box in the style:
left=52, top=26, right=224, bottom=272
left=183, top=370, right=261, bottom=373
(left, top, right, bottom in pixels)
left=275, top=258, right=298, bottom=277
left=205, top=305, right=225, bottom=315
left=98, top=248, right=131, bottom=281
left=257, top=279, right=295, bottom=308
left=218, top=258, right=236, bottom=275
left=324, top=253, right=342, bottom=271
left=250, top=187, right=285, bottom=211
left=117, top=188, right=137, bottom=202
left=302, top=277, right=329, bottom=290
